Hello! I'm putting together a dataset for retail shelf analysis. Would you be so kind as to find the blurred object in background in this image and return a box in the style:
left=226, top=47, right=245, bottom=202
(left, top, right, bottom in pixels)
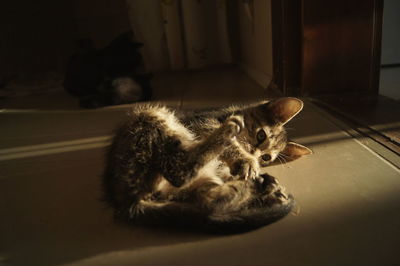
left=63, top=31, right=152, bottom=108
left=126, top=0, right=234, bottom=71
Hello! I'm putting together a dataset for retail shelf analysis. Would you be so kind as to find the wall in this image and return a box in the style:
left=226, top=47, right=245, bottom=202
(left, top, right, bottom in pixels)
left=237, top=0, right=273, bottom=88
left=126, top=0, right=170, bottom=72
left=381, top=0, right=400, bottom=65
left=0, top=1, right=76, bottom=75
left=72, top=0, right=131, bottom=49
left=0, top=0, right=131, bottom=77
left=126, top=0, right=234, bottom=72
left=180, top=0, right=233, bottom=69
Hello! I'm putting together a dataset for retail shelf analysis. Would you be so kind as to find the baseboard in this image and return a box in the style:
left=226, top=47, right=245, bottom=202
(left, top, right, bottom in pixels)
left=238, top=63, right=272, bottom=89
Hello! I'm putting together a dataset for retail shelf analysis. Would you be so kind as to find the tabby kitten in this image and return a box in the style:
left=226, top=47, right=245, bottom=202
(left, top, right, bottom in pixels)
left=103, top=98, right=311, bottom=233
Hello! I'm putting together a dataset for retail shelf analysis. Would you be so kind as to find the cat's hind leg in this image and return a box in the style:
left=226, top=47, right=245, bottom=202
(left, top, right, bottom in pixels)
left=203, top=174, right=294, bottom=233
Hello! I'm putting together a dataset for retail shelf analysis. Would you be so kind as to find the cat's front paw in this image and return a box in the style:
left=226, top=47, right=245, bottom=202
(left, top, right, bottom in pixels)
left=231, top=157, right=260, bottom=181
left=223, top=115, right=245, bottom=139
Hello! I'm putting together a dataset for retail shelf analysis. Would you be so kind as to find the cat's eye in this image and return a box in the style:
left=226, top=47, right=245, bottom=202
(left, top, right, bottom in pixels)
left=256, top=129, right=266, bottom=143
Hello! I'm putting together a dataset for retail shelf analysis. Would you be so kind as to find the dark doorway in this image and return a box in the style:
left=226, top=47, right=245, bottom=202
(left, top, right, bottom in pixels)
left=270, top=0, right=399, bottom=154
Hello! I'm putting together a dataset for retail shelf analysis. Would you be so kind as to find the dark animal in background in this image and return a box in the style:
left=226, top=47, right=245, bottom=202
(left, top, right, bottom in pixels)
left=63, top=31, right=152, bottom=108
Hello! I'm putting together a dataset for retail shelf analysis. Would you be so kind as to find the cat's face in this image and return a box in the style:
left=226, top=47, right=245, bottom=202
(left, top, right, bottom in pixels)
left=250, top=123, right=287, bottom=166
left=240, top=98, right=311, bottom=166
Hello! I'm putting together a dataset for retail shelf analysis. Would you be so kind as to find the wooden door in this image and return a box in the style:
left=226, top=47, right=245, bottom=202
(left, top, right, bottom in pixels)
left=271, top=0, right=384, bottom=97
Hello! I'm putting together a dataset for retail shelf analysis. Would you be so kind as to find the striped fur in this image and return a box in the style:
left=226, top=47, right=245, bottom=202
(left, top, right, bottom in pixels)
left=102, top=98, right=311, bottom=233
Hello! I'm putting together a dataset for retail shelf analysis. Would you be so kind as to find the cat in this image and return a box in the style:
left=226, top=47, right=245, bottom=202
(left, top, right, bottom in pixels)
left=63, top=31, right=152, bottom=108
left=102, top=97, right=311, bottom=233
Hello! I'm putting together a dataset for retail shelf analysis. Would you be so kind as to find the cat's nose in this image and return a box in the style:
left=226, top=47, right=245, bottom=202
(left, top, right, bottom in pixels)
left=262, top=154, right=271, bottom=161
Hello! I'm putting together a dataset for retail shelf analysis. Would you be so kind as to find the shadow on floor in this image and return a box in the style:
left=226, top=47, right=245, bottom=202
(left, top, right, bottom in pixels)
left=0, top=148, right=217, bottom=266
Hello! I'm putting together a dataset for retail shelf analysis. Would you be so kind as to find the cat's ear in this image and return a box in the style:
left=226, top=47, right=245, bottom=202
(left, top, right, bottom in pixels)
left=268, top=97, right=303, bottom=125
left=281, top=142, right=312, bottom=161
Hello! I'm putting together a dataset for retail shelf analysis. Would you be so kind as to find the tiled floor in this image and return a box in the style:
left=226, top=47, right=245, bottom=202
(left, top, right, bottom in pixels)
left=1, top=66, right=399, bottom=266
left=0, top=66, right=266, bottom=111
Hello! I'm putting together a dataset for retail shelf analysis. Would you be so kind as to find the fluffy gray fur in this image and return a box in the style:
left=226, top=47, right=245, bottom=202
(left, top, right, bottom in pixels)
left=102, top=98, right=311, bottom=233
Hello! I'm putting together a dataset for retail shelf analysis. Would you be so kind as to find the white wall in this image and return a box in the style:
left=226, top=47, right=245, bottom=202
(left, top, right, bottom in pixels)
left=237, top=0, right=273, bottom=88
left=381, top=0, right=400, bottom=65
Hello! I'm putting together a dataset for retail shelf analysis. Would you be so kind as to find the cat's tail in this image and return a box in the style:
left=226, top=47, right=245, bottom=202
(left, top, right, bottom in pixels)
left=122, top=199, right=210, bottom=230
left=121, top=196, right=294, bottom=234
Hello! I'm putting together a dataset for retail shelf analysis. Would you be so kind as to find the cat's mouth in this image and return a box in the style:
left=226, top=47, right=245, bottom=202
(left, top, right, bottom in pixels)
left=259, top=154, right=273, bottom=167
left=259, top=161, right=271, bottom=167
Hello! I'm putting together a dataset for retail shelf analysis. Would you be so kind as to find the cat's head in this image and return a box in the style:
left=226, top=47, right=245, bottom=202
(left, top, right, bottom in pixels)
left=241, top=97, right=312, bottom=166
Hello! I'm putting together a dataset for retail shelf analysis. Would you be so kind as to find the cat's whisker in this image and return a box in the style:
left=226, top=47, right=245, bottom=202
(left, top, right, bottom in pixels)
left=278, top=157, right=285, bottom=166
left=284, top=127, right=296, bottom=132
left=279, top=153, right=291, bottom=160
left=278, top=153, right=288, bottom=165
left=276, top=155, right=286, bottom=170
left=276, top=156, right=281, bottom=165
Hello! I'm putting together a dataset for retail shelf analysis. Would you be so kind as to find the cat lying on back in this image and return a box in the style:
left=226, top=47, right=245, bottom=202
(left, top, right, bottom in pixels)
left=103, top=98, right=311, bottom=233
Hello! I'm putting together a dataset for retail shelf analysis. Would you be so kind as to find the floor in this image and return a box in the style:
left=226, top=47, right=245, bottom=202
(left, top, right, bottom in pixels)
left=1, top=67, right=399, bottom=266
